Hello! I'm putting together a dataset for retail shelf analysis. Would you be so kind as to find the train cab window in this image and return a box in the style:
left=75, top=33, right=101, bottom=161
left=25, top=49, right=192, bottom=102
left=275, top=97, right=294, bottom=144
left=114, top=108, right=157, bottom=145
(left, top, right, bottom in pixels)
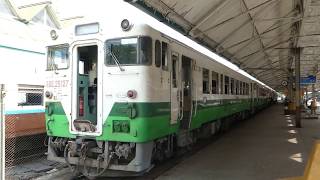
left=220, top=74, right=224, bottom=94
left=106, top=37, right=152, bottom=65
left=47, top=45, right=69, bottom=70
left=162, top=42, right=168, bottom=70
left=230, top=78, right=234, bottom=95
left=202, top=68, right=210, bottom=94
left=212, top=71, right=219, bottom=94
left=224, top=76, right=229, bottom=94
left=155, top=40, right=161, bottom=67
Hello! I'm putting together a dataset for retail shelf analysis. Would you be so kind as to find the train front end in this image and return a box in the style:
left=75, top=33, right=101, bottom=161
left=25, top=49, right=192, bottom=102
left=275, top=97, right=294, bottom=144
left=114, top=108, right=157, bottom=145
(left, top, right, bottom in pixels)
left=44, top=20, right=166, bottom=177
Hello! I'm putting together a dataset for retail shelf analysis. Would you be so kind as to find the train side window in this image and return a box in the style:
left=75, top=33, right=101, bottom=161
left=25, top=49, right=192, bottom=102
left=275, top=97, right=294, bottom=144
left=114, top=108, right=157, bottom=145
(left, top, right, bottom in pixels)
left=212, top=71, right=219, bottom=94
left=235, top=80, right=239, bottom=95
left=242, top=82, right=246, bottom=95
left=172, top=54, right=178, bottom=88
left=162, top=42, right=168, bottom=70
left=245, top=83, right=249, bottom=95
left=155, top=40, right=161, bottom=67
left=220, top=74, right=224, bottom=94
left=230, top=78, right=234, bottom=95
left=239, top=81, right=242, bottom=95
left=202, top=68, right=210, bottom=94
left=224, top=76, right=229, bottom=94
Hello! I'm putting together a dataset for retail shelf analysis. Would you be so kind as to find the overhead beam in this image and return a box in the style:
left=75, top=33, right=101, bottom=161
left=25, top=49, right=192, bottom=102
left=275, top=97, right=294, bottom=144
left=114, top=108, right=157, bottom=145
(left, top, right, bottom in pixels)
left=238, top=38, right=292, bottom=62
left=188, top=0, right=233, bottom=35
left=230, top=26, right=293, bottom=64
left=243, top=56, right=292, bottom=69
left=214, top=0, right=280, bottom=51
left=221, top=17, right=294, bottom=54
left=194, top=0, right=281, bottom=38
left=245, top=68, right=286, bottom=71
left=240, top=0, right=283, bottom=79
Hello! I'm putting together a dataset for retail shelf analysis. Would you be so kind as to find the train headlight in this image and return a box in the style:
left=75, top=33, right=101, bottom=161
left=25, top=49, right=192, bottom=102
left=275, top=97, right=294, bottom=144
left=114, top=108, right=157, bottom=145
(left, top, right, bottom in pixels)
left=121, top=19, right=132, bottom=31
left=121, top=122, right=130, bottom=133
left=113, top=120, right=130, bottom=133
left=127, top=90, right=137, bottom=99
left=45, top=91, right=53, bottom=99
left=113, top=121, right=121, bottom=132
left=50, top=30, right=58, bottom=40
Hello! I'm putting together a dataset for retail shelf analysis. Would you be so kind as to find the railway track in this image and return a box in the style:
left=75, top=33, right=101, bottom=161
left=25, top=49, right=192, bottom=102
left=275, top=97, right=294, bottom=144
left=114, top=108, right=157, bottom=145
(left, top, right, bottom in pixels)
left=5, top=133, right=47, bottom=167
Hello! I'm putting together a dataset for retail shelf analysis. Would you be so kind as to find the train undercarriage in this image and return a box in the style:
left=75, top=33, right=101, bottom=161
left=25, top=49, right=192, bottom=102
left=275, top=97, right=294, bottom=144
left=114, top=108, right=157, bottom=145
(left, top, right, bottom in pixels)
left=47, top=110, right=255, bottom=179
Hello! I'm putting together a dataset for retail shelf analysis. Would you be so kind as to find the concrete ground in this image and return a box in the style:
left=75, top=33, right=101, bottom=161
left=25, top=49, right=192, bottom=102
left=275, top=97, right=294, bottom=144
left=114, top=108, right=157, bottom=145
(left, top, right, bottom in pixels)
left=157, top=104, right=320, bottom=180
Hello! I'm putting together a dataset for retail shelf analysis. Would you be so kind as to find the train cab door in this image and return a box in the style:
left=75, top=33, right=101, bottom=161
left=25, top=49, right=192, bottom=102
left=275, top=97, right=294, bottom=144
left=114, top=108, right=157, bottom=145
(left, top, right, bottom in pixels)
left=170, top=52, right=180, bottom=124
left=180, top=55, right=193, bottom=129
left=70, top=40, right=103, bottom=136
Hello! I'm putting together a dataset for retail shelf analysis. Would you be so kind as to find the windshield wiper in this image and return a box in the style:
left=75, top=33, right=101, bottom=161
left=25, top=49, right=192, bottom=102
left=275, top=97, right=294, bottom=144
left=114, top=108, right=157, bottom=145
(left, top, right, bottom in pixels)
left=106, top=47, right=125, bottom=72
left=49, top=55, right=59, bottom=74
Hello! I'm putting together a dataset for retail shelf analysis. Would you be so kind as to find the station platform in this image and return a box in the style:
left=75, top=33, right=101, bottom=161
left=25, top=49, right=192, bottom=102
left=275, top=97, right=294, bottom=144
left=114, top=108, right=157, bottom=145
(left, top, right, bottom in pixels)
left=157, top=104, right=320, bottom=180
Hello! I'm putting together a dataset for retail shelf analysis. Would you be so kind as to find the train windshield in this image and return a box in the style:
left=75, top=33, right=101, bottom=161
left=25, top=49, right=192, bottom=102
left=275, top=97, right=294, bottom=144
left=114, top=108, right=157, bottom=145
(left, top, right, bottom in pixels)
left=105, top=37, right=152, bottom=65
left=47, top=45, right=69, bottom=70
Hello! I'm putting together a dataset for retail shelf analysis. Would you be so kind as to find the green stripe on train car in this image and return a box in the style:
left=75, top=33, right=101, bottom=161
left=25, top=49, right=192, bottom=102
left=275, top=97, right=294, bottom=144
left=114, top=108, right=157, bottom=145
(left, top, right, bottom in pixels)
left=96, top=115, right=179, bottom=142
left=46, top=98, right=270, bottom=142
left=45, top=102, right=75, bottom=138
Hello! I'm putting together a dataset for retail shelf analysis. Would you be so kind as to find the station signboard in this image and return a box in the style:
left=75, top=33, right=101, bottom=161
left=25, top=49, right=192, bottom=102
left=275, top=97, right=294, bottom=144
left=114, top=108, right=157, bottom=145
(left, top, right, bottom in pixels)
left=300, top=75, right=316, bottom=84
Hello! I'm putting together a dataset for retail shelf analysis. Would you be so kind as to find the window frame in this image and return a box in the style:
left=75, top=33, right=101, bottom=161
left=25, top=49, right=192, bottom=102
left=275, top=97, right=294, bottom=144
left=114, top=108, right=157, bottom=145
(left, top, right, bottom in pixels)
left=17, top=85, right=44, bottom=106
left=220, top=74, right=224, bottom=94
left=211, top=71, right=219, bottom=94
left=230, top=78, right=234, bottom=95
left=105, top=36, right=153, bottom=66
left=46, top=44, right=70, bottom=71
left=202, top=68, right=210, bottom=94
left=155, top=39, right=161, bottom=67
left=172, top=54, right=178, bottom=88
left=161, top=41, right=169, bottom=71
left=224, top=76, right=230, bottom=95
left=235, top=80, right=239, bottom=95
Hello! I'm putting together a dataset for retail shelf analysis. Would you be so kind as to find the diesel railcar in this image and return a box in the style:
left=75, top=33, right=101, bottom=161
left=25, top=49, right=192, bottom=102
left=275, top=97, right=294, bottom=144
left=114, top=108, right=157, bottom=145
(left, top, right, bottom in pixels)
left=45, top=17, right=274, bottom=177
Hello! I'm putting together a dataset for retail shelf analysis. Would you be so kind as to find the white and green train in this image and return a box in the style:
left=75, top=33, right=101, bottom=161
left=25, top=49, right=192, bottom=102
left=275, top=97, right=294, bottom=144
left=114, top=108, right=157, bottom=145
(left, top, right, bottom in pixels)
left=45, top=17, right=275, bottom=177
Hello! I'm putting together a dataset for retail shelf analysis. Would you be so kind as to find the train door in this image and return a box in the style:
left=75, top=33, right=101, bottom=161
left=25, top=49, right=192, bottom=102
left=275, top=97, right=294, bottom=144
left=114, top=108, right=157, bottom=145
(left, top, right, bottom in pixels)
left=70, top=41, right=103, bottom=136
left=181, top=55, right=193, bottom=129
left=170, top=52, right=180, bottom=124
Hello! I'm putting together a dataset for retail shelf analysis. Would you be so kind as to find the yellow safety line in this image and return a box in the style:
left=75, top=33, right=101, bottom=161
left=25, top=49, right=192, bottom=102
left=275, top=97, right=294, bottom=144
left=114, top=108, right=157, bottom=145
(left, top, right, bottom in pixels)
left=279, top=140, right=320, bottom=180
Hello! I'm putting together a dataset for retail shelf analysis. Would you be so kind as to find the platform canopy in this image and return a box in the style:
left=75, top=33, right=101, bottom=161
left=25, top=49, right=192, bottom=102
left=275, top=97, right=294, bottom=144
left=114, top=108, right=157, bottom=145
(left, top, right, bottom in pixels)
left=127, top=0, right=320, bottom=91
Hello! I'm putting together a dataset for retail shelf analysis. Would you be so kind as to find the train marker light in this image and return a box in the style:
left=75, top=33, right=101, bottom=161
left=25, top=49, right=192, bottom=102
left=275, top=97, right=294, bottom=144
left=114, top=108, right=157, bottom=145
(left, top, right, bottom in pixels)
left=50, top=30, right=58, bottom=40
left=121, top=19, right=132, bottom=31
left=45, top=91, right=53, bottom=99
left=127, top=90, right=137, bottom=99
